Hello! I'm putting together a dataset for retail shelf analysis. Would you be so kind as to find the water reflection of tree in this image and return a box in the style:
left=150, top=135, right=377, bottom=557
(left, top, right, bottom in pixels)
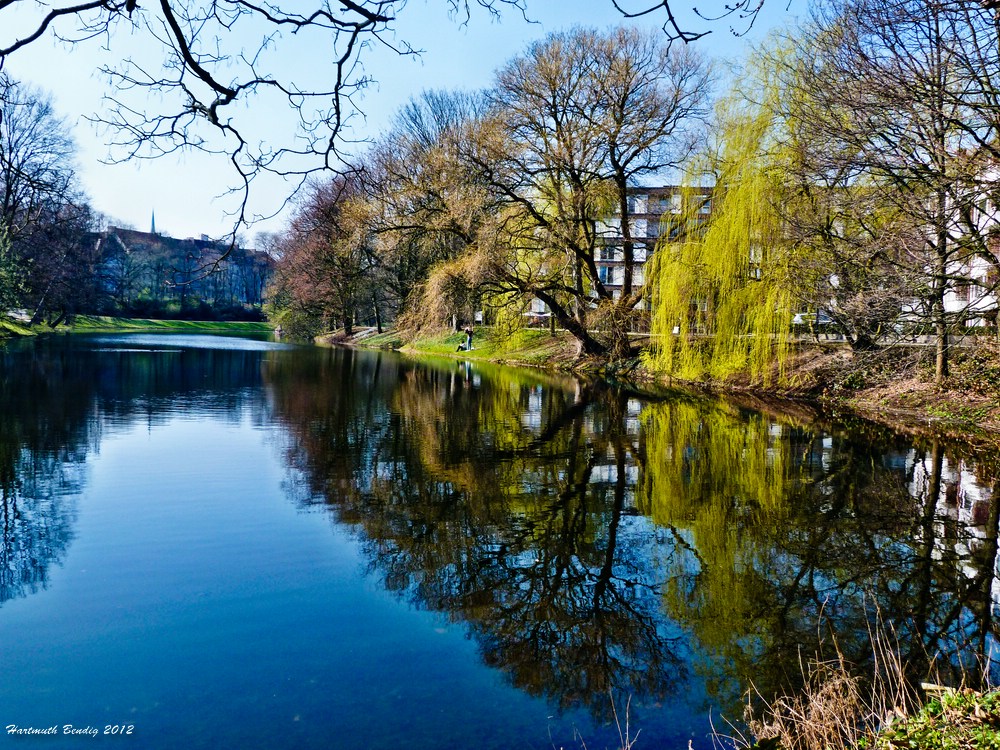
left=639, top=399, right=1000, bottom=708
left=0, top=448, right=84, bottom=603
left=0, top=337, right=274, bottom=604
left=267, top=348, right=1000, bottom=723
left=268, top=349, right=685, bottom=717
left=0, top=342, right=92, bottom=604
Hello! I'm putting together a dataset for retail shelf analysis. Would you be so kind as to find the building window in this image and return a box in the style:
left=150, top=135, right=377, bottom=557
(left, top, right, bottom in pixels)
left=600, top=245, right=616, bottom=261
left=628, top=194, right=647, bottom=213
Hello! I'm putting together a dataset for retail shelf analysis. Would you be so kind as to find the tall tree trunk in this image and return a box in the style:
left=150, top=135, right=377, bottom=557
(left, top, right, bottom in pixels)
left=606, top=299, right=633, bottom=361
left=934, top=193, right=949, bottom=383
left=617, top=178, right=634, bottom=298
left=574, top=255, right=587, bottom=330
left=372, top=294, right=382, bottom=334
left=535, top=289, right=607, bottom=357
left=932, top=16, right=949, bottom=385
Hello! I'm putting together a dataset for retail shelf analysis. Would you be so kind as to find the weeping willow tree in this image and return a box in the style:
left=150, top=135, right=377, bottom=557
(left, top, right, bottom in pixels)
left=644, top=66, right=798, bottom=385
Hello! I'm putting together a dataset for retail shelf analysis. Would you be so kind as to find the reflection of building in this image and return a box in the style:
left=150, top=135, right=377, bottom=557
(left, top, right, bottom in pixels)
left=907, top=449, right=1000, bottom=607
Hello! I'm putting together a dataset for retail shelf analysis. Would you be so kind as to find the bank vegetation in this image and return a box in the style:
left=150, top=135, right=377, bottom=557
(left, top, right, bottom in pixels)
left=264, top=0, right=1000, bottom=445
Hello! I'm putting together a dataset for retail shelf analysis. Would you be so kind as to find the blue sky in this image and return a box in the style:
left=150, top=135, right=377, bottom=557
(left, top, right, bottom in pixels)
left=4, top=0, right=800, bottom=242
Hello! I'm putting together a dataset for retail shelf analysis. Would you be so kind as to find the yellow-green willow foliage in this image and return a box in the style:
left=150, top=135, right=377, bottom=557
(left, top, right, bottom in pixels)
left=636, top=399, right=811, bottom=698
left=645, top=76, right=796, bottom=384
left=638, top=400, right=798, bottom=617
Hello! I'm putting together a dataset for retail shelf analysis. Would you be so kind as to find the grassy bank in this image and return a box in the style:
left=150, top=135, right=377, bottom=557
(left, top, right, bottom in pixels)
left=743, top=656, right=1000, bottom=750
left=0, top=317, right=34, bottom=338
left=742, top=684, right=1000, bottom=750
left=736, top=617, right=1000, bottom=750
left=319, top=326, right=583, bottom=368
left=0, top=315, right=275, bottom=340
left=400, top=328, right=581, bottom=367
left=66, top=316, right=275, bottom=334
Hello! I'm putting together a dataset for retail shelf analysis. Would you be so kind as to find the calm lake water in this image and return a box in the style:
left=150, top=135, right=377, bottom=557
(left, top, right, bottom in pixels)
left=1, top=333, right=998, bottom=749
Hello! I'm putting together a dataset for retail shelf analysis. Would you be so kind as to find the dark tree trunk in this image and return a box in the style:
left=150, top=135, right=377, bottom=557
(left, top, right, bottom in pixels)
left=535, top=290, right=607, bottom=357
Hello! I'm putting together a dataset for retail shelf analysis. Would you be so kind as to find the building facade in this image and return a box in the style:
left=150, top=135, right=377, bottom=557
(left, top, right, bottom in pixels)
left=594, top=186, right=712, bottom=301
left=527, top=185, right=713, bottom=324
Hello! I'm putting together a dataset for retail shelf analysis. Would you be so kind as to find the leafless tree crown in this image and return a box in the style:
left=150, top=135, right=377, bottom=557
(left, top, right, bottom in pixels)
left=0, top=0, right=778, bottom=231
left=0, top=0, right=533, bottom=225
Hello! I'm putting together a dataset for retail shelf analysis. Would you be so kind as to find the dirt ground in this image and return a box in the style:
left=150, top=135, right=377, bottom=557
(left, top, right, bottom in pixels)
left=762, top=342, right=1000, bottom=449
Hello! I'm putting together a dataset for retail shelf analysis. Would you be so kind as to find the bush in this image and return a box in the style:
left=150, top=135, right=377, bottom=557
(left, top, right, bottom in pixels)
left=870, top=688, right=1000, bottom=750
left=949, top=338, right=1000, bottom=396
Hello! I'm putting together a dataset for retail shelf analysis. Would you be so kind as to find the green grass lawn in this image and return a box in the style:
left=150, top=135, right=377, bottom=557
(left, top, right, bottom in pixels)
left=399, top=328, right=578, bottom=366
left=0, top=317, right=34, bottom=337
left=67, top=316, right=275, bottom=334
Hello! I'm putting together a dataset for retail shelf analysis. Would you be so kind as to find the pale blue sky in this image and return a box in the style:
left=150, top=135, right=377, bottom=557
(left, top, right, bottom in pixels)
left=5, top=0, right=800, bottom=242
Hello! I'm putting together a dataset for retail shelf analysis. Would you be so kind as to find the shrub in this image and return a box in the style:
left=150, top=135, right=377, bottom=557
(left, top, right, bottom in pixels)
left=949, top=338, right=1000, bottom=397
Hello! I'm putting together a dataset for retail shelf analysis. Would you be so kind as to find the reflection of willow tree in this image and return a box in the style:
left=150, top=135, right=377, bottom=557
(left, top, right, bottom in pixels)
left=639, top=397, right=1000, bottom=709
left=267, top=348, right=685, bottom=717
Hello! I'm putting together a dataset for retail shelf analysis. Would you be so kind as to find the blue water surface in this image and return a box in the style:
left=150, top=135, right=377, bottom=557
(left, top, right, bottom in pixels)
left=0, top=335, right=704, bottom=750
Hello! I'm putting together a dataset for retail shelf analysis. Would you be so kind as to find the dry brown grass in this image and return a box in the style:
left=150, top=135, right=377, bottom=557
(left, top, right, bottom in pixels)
left=735, top=619, right=921, bottom=750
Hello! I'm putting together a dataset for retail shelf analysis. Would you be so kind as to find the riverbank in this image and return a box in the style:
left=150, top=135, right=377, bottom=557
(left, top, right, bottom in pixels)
left=318, top=327, right=581, bottom=367
left=745, top=681, right=1000, bottom=750
left=869, top=688, right=1000, bottom=750
left=776, top=341, right=1000, bottom=448
left=321, top=325, right=1000, bottom=447
left=0, top=317, right=33, bottom=337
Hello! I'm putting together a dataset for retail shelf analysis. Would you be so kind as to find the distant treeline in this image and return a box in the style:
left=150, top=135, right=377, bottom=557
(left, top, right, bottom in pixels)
left=0, top=74, right=273, bottom=325
left=92, top=227, right=273, bottom=321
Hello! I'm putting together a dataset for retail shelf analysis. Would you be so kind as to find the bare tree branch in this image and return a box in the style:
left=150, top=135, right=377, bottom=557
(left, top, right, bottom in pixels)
left=0, top=0, right=530, bottom=237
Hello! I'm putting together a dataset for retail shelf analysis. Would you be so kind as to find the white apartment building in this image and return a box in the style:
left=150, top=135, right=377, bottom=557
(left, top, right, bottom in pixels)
left=594, top=186, right=712, bottom=300
left=527, top=185, right=713, bottom=322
